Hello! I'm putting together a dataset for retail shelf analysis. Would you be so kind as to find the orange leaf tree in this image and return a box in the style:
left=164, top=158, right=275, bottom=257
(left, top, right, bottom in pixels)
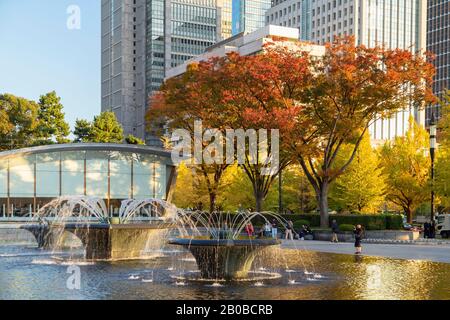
left=148, top=61, right=232, bottom=213
left=289, top=37, right=435, bottom=227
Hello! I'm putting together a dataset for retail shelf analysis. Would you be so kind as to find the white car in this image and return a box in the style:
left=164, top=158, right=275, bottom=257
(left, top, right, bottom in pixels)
left=436, top=214, right=450, bottom=238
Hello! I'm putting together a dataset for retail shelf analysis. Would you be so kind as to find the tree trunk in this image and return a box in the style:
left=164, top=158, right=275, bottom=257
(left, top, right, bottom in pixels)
left=255, top=193, right=264, bottom=213
left=405, top=207, right=412, bottom=224
left=209, top=192, right=217, bottom=213
left=318, top=182, right=330, bottom=228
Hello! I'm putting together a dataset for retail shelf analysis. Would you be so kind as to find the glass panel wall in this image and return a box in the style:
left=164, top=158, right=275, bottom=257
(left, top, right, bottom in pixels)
left=154, top=162, right=166, bottom=200
left=133, top=154, right=155, bottom=199
left=0, top=148, right=172, bottom=216
left=9, top=155, right=34, bottom=198
left=110, top=151, right=132, bottom=199
left=86, top=151, right=109, bottom=198
left=61, top=151, right=85, bottom=195
left=36, top=153, right=60, bottom=197
left=0, top=161, right=7, bottom=198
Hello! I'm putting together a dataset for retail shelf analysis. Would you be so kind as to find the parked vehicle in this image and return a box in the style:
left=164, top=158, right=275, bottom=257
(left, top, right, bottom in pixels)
left=436, top=214, right=450, bottom=238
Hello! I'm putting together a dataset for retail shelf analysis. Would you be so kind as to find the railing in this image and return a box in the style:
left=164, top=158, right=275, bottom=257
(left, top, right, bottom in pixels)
left=0, top=217, right=165, bottom=223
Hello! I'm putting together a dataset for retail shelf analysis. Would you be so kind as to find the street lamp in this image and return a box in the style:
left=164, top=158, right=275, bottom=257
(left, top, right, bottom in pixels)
left=429, top=111, right=437, bottom=224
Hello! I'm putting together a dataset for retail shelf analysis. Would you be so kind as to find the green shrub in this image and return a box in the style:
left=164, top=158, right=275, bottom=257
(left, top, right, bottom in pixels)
left=384, top=214, right=403, bottom=230
left=223, top=212, right=403, bottom=231
left=293, top=219, right=310, bottom=230
left=339, top=224, right=355, bottom=232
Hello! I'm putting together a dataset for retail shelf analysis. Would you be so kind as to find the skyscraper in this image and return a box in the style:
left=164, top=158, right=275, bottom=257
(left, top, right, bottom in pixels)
left=232, top=0, right=272, bottom=35
left=101, top=0, right=219, bottom=145
left=266, top=0, right=427, bottom=143
left=427, top=0, right=450, bottom=124
left=218, top=0, right=233, bottom=40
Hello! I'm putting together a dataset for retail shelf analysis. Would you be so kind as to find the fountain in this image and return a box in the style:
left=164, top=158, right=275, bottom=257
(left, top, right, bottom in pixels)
left=21, top=197, right=293, bottom=281
left=169, top=211, right=285, bottom=281
left=22, top=196, right=181, bottom=260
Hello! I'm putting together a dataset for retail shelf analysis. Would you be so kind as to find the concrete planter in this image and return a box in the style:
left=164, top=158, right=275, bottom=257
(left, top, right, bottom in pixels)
left=313, top=230, right=354, bottom=242
left=109, top=217, right=120, bottom=225
left=313, top=230, right=420, bottom=242
left=365, top=230, right=420, bottom=241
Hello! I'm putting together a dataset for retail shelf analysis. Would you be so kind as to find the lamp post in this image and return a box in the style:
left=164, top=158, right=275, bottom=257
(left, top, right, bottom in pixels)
left=429, top=112, right=437, bottom=224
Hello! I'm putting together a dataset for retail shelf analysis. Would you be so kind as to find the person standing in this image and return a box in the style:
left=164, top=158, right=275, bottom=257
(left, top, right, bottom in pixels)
left=245, top=222, right=254, bottom=237
left=423, top=221, right=430, bottom=239
left=263, top=222, right=272, bottom=238
left=354, top=224, right=364, bottom=254
left=285, top=220, right=294, bottom=240
left=271, top=219, right=278, bottom=239
left=331, top=220, right=339, bottom=243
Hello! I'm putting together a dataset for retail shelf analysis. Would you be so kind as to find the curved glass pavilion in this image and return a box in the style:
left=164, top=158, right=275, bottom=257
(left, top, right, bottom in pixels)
left=0, top=144, right=176, bottom=217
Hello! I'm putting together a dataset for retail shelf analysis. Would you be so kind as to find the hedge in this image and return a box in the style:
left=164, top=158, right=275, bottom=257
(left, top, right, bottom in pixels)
left=264, top=214, right=403, bottom=230
left=216, top=213, right=403, bottom=230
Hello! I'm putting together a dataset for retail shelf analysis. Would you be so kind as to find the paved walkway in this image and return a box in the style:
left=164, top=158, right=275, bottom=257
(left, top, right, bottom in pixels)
left=281, top=240, right=450, bottom=264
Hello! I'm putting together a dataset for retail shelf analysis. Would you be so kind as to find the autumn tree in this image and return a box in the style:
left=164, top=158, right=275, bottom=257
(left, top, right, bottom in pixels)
left=0, top=94, right=39, bottom=150
left=148, top=62, right=232, bottom=213
left=283, top=37, right=435, bottom=227
left=436, top=90, right=450, bottom=209
left=171, top=162, right=210, bottom=210
left=212, top=47, right=313, bottom=212
left=34, top=91, right=70, bottom=144
left=329, top=132, right=386, bottom=213
left=380, top=118, right=431, bottom=223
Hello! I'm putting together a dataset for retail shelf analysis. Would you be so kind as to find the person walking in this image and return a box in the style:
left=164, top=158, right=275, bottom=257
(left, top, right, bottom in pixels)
left=285, top=220, right=294, bottom=240
left=271, top=219, right=278, bottom=239
left=354, top=224, right=364, bottom=254
left=331, top=220, right=339, bottom=243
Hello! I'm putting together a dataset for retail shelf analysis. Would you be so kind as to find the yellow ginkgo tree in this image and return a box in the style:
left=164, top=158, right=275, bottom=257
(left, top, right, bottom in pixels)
left=435, top=90, right=450, bottom=210
left=380, top=117, right=430, bottom=223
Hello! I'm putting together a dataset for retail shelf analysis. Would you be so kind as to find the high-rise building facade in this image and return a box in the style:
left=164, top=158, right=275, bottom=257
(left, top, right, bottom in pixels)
left=101, top=0, right=219, bottom=145
left=218, top=0, right=233, bottom=40
left=266, top=0, right=311, bottom=41
left=266, top=0, right=427, bottom=143
left=427, top=0, right=450, bottom=124
left=101, top=0, right=148, bottom=141
left=232, top=0, right=272, bottom=35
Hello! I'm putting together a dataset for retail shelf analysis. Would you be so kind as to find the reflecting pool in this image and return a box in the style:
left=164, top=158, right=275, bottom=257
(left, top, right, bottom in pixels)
left=0, top=245, right=449, bottom=300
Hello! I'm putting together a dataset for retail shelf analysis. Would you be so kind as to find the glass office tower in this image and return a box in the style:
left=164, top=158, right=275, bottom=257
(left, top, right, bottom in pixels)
left=232, top=0, right=272, bottom=35
left=102, top=0, right=218, bottom=146
left=427, top=0, right=450, bottom=124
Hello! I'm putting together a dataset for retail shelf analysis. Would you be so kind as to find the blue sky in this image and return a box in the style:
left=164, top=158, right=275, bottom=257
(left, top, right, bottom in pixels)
left=0, top=0, right=100, bottom=130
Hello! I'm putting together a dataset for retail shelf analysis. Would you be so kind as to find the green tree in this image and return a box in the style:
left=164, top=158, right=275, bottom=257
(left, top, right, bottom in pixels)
left=35, top=91, right=70, bottom=144
left=380, top=117, right=430, bottom=223
left=0, top=94, right=39, bottom=150
left=91, top=111, right=124, bottom=143
left=73, top=119, right=93, bottom=143
left=0, top=109, right=12, bottom=136
left=125, top=134, right=145, bottom=145
left=329, top=132, right=386, bottom=213
left=436, top=90, right=450, bottom=209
